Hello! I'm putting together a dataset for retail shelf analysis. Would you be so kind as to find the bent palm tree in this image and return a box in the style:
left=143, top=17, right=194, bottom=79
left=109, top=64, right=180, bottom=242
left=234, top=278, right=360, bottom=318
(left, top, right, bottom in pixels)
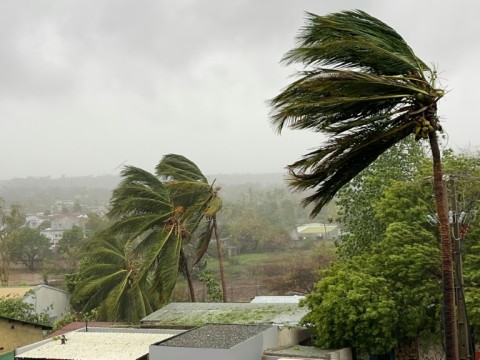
left=270, top=10, right=455, bottom=359
left=107, top=165, right=193, bottom=304
left=156, top=154, right=227, bottom=302
left=108, top=155, right=225, bottom=305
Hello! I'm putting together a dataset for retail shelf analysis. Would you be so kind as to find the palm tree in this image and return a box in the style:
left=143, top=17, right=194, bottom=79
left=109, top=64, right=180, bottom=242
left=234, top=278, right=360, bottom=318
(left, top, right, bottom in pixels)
left=107, top=165, right=194, bottom=304
left=107, top=154, right=225, bottom=304
left=156, top=154, right=227, bottom=302
left=270, top=10, right=455, bottom=359
left=70, top=234, right=155, bottom=323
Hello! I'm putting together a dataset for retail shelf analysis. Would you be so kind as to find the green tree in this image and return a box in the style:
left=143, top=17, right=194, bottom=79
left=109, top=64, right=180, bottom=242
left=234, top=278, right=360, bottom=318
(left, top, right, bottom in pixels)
left=70, top=234, right=154, bottom=323
left=84, top=212, right=111, bottom=239
left=38, top=220, right=51, bottom=231
left=223, top=187, right=295, bottom=253
left=57, top=225, right=85, bottom=271
left=264, top=244, right=334, bottom=294
left=269, top=10, right=454, bottom=357
left=198, top=269, right=223, bottom=302
left=11, top=228, right=50, bottom=271
left=336, top=138, right=427, bottom=257
left=301, top=222, right=440, bottom=354
left=0, top=295, right=50, bottom=325
left=73, top=199, right=82, bottom=212
left=0, top=201, right=25, bottom=284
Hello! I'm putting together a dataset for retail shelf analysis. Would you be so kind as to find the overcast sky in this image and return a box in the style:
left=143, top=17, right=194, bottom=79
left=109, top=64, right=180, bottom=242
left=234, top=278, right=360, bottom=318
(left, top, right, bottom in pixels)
left=1, top=1, right=478, bottom=180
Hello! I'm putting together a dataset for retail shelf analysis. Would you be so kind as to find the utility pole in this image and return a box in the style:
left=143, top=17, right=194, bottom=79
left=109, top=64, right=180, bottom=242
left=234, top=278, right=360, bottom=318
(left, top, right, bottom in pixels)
left=449, top=177, right=472, bottom=360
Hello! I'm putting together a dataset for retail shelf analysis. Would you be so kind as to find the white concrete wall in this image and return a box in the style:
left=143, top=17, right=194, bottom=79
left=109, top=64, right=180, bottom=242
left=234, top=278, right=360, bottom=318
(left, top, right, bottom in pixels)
left=150, top=328, right=275, bottom=360
left=277, top=327, right=311, bottom=347
left=23, top=285, right=71, bottom=323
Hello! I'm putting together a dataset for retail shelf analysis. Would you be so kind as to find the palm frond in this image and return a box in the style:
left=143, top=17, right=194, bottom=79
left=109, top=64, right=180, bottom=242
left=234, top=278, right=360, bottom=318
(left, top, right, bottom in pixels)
left=156, top=154, right=207, bottom=182
left=107, top=214, right=171, bottom=242
left=72, top=232, right=155, bottom=322
left=271, top=69, right=423, bottom=133
left=269, top=10, right=443, bottom=217
left=193, top=219, right=214, bottom=265
left=139, top=230, right=182, bottom=305
left=204, top=196, right=222, bottom=218
left=164, top=181, right=212, bottom=209
left=284, top=10, right=428, bottom=76
left=289, top=113, right=414, bottom=216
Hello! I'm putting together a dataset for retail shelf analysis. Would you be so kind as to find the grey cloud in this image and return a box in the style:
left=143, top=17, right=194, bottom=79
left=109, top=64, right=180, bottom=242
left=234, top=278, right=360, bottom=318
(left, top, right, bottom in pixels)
left=0, top=0, right=479, bottom=179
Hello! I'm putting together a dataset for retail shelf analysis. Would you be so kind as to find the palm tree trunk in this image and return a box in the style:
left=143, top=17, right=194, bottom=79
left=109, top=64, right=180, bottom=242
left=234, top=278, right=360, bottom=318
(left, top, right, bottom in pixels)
left=429, top=130, right=457, bottom=360
left=213, top=218, right=227, bottom=302
left=180, top=249, right=196, bottom=302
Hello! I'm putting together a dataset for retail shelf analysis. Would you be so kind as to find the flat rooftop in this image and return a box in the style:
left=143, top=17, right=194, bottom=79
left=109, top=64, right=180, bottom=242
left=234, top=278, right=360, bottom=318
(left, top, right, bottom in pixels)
left=16, top=331, right=175, bottom=360
left=141, top=302, right=308, bottom=326
left=155, top=324, right=272, bottom=349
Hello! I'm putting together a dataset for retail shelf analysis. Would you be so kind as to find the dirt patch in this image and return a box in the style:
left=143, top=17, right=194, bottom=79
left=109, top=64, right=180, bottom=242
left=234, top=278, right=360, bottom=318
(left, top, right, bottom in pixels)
left=6, top=269, right=44, bottom=286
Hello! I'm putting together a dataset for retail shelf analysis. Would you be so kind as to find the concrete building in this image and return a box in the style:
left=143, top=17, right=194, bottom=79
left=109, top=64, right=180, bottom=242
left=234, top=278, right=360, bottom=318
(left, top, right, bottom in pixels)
left=39, top=213, right=87, bottom=248
left=0, top=315, right=51, bottom=357
left=13, top=300, right=354, bottom=360
left=296, top=223, right=340, bottom=241
left=141, top=302, right=313, bottom=350
left=23, top=285, right=71, bottom=323
left=150, top=324, right=277, bottom=360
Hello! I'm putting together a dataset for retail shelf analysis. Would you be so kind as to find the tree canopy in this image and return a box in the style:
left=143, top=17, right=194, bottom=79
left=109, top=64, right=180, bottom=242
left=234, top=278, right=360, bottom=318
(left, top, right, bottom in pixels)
left=11, top=228, right=50, bottom=271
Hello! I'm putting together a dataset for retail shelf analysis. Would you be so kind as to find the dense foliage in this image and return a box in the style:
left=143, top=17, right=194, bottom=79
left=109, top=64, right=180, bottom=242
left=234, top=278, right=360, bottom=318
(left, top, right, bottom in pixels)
left=0, top=295, right=50, bottom=325
left=11, top=228, right=51, bottom=271
left=301, top=145, right=480, bottom=354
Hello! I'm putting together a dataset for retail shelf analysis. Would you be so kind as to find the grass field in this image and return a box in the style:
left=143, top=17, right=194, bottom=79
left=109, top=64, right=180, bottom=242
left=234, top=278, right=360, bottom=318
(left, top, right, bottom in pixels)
left=205, top=248, right=314, bottom=278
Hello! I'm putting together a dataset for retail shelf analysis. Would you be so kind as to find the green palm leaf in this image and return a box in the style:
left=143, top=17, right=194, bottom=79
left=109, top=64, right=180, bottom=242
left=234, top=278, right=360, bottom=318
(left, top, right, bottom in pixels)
left=156, top=154, right=208, bottom=182
left=71, top=235, right=155, bottom=323
left=270, top=10, right=443, bottom=216
left=284, top=10, right=427, bottom=75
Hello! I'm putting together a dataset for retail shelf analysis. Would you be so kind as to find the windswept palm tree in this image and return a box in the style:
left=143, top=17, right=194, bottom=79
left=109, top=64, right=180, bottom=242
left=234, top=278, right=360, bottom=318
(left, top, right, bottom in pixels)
left=156, top=154, right=227, bottom=302
left=270, top=10, right=455, bottom=359
left=107, top=154, right=225, bottom=305
left=107, top=165, right=192, bottom=304
left=70, top=234, right=155, bottom=323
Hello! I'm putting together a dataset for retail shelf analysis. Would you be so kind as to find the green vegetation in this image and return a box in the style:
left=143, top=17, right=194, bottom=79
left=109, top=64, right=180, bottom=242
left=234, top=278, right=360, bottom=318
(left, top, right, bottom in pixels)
left=11, top=228, right=50, bottom=271
left=0, top=295, right=50, bottom=325
left=300, top=147, right=480, bottom=354
left=0, top=202, right=25, bottom=284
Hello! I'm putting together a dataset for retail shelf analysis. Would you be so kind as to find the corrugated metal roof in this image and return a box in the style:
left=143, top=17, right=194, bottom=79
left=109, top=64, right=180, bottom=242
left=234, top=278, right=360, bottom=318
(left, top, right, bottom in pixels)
left=16, top=331, right=174, bottom=360
left=141, top=302, right=308, bottom=326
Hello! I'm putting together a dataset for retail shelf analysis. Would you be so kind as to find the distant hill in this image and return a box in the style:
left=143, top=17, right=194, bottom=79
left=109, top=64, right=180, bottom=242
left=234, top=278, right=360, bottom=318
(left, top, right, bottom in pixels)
left=0, top=173, right=288, bottom=213
left=0, top=173, right=286, bottom=189
left=0, top=175, right=121, bottom=189
left=207, top=173, right=286, bottom=186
